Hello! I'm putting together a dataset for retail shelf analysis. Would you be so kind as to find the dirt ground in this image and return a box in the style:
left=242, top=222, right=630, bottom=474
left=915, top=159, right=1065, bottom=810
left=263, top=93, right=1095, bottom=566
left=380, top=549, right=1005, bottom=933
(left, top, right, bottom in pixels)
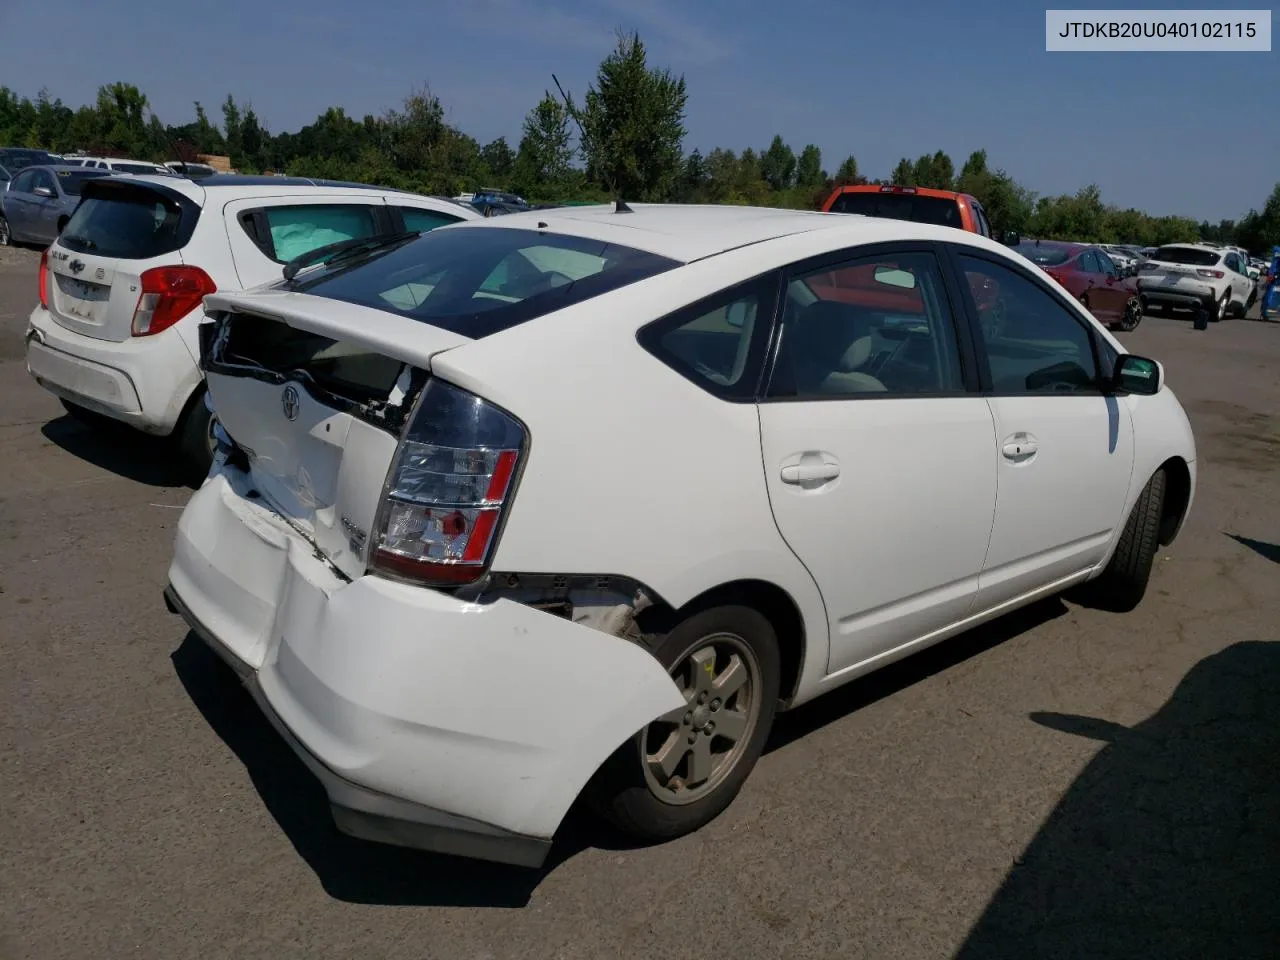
left=1, top=244, right=1277, bottom=960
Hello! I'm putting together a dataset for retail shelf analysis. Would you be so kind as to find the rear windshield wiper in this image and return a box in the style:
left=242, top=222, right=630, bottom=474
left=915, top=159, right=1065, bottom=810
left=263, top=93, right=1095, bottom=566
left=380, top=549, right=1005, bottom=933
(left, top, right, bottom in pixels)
left=281, top=231, right=421, bottom=283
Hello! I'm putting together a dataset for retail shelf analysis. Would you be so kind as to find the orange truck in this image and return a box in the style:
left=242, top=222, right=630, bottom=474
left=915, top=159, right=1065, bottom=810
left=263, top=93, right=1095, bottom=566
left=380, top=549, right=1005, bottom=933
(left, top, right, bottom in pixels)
left=821, top=184, right=1003, bottom=241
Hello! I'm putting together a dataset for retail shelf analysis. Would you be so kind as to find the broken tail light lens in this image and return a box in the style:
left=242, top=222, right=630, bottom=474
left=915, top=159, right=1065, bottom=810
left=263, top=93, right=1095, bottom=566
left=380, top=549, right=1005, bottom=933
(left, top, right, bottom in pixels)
left=371, top=378, right=526, bottom=586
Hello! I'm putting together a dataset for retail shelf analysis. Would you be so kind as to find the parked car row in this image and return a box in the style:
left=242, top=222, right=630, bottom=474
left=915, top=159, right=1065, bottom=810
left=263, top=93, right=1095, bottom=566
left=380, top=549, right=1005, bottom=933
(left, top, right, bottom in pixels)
left=22, top=191, right=1197, bottom=868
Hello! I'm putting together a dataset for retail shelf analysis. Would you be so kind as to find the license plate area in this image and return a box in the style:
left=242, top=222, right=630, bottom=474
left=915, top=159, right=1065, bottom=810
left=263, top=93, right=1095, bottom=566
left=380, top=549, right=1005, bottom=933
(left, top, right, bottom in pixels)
left=53, top=274, right=111, bottom=321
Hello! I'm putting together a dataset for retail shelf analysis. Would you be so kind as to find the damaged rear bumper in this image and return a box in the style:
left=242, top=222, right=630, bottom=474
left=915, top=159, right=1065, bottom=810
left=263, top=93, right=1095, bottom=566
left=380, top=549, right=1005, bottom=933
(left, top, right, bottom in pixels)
left=165, top=467, right=685, bottom=867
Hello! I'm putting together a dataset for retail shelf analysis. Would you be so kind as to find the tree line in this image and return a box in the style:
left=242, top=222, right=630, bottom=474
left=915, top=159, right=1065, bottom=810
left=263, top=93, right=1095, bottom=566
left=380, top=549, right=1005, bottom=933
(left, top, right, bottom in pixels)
left=2, top=32, right=1277, bottom=254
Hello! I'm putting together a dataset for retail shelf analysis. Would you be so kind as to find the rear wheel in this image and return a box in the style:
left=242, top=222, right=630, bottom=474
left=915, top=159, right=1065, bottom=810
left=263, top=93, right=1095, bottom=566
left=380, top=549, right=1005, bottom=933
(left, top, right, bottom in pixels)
left=175, top=389, right=216, bottom=477
left=1116, top=296, right=1142, bottom=332
left=1080, top=469, right=1166, bottom=612
left=588, top=604, right=780, bottom=842
left=0, top=215, right=11, bottom=246
left=1213, top=290, right=1229, bottom=322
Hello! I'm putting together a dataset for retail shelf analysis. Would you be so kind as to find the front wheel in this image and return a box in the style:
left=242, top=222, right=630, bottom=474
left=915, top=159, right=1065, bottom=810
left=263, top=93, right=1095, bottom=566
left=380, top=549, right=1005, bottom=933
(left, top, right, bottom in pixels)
left=588, top=604, right=780, bottom=842
left=1080, top=469, right=1166, bottom=612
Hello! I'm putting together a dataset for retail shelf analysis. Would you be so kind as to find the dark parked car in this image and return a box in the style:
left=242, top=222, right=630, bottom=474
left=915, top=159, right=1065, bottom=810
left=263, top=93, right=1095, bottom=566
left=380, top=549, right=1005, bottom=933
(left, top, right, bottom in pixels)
left=1013, top=239, right=1143, bottom=331
left=0, top=147, right=56, bottom=173
left=0, top=165, right=113, bottom=246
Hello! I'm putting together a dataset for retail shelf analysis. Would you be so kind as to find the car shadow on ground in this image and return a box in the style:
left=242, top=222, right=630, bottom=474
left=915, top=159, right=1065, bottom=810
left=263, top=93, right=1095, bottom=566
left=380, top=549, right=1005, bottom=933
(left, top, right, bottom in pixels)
left=952, top=640, right=1280, bottom=960
left=169, top=633, right=646, bottom=908
left=767, top=597, right=1069, bottom=753
left=41, top=412, right=196, bottom=488
left=1228, top=533, right=1280, bottom=564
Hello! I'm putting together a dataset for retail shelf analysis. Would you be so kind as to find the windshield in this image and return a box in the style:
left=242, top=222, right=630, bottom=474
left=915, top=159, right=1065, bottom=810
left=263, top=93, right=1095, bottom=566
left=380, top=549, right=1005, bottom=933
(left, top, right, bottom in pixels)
left=1153, top=246, right=1220, bottom=266
left=290, top=226, right=680, bottom=338
left=828, top=191, right=964, bottom=229
left=56, top=170, right=112, bottom=196
left=1015, top=243, right=1073, bottom=266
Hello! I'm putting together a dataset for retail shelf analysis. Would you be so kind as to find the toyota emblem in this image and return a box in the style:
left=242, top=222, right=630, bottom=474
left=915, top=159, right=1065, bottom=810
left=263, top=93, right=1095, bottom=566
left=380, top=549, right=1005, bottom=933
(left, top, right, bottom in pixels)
left=281, top=385, right=300, bottom=421
left=69, top=259, right=85, bottom=275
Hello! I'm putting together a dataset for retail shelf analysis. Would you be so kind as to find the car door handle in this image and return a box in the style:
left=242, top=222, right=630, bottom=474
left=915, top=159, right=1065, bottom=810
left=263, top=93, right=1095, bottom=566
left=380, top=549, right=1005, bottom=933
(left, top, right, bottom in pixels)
left=1001, top=433, right=1038, bottom=460
left=780, top=452, right=840, bottom=485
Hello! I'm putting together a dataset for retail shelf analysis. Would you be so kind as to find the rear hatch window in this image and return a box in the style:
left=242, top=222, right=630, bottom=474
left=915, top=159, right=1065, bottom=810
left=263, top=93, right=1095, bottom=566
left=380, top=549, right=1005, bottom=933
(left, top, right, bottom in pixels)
left=1152, top=246, right=1220, bottom=267
left=1014, top=243, right=1073, bottom=266
left=286, top=226, right=679, bottom=339
left=59, top=181, right=197, bottom=259
left=828, top=192, right=964, bottom=229
left=47, top=180, right=202, bottom=342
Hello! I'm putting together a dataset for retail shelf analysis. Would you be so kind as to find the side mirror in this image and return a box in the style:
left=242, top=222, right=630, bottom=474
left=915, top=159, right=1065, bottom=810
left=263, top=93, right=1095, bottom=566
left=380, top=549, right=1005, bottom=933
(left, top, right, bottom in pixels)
left=1112, top=354, right=1162, bottom=396
left=33, top=185, right=55, bottom=198
left=1002, top=230, right=1020, bottom=247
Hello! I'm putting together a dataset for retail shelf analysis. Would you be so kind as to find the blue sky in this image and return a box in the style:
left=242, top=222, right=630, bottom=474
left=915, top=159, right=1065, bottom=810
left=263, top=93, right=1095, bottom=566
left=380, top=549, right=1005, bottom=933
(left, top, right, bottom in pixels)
left=1, top=0, right=1276, bottom=220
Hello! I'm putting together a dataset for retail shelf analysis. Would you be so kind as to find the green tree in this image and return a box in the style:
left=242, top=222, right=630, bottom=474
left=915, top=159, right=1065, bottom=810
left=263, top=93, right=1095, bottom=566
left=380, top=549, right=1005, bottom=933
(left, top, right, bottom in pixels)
left=240, top=107, right=266, bottom=171
left=480, top=137, right=515, bottom=181
left=1236, top=183, right=1280, bottom=255
left=577, top=31, right=688, bottom=200
left=795, top=144, right=824, bottom=191
left=514, top=93, right=574, bottom=194
left=889, top=157, right=915, bottom=186
left=222, top=95, right=243, bottom=167
left=677, top=149, right=709, bottom=202
left=760, top=135, right=795, bottom=192
left=834, top=154, right=861, bottom=185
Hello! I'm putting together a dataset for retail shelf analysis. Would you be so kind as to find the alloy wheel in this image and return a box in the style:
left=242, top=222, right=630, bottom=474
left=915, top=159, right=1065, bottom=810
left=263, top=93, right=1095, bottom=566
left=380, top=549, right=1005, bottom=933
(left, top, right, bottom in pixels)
left=1120, top=297, right=1142, bottom=332
left=0, top=216, right=10, bottom=246
left=641, top=632, right=760, bottom=805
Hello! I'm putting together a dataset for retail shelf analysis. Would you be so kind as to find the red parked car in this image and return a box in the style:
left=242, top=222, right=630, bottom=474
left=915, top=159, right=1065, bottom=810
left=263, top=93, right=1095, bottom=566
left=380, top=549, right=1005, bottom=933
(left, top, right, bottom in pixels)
left=1012, top=240, right=1143, bottom=331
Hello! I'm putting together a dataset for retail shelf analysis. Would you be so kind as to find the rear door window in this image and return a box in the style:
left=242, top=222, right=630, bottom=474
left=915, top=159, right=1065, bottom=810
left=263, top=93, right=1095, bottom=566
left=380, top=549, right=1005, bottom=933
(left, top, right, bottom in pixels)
left=263, top=203, right=381, bottom=262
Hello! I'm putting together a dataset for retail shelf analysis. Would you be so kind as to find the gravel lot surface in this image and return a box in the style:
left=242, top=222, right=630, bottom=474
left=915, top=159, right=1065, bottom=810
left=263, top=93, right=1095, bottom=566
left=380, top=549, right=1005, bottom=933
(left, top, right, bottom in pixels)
left=1, top=244, right=1277, bottom=960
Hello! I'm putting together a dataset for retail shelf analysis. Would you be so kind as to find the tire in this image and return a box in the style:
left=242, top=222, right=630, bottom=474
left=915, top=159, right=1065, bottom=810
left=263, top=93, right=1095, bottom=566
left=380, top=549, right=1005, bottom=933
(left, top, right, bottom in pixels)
left=1193, top=304, right=1210, bottom=331
left=0, top=214, right=10, bottom=246
left=1081, top=469, right=1166, bottom=612
left=1212, top=290, right=1229, bottom=322
left=587, top=603, right=781, bottom=842
left=1117, top=296, right=1142, bottom=332
left=175, top=390, right=216, bottom=477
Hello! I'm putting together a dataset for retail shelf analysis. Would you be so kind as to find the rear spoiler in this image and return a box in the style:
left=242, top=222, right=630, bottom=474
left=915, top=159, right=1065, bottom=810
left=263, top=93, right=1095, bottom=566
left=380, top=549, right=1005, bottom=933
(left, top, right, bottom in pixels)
left=79, top=175, right=203, bottom=210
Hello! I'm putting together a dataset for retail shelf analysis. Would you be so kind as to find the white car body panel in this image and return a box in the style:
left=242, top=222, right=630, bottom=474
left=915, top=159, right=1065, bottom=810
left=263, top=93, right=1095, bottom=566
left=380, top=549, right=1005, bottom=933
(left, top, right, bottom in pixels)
left=169, top=468, right=685, bottom=848
left=758, top=396, right=998, bottom=675
left=165, top=205, right=1198, bottom=866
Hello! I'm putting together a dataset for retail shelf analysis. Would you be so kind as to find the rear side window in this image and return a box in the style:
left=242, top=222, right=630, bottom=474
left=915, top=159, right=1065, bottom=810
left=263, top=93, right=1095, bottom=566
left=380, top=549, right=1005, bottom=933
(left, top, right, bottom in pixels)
left=397, top=206, right=463, bottom=233
left=290, top=226, right=679, bottom=339
left=264, top=204, right=380, bottom=262
left=111, top=162, right=161, bottom=175
left=1153, top=246, right=1220, bottom=266
left=60, top=188, right=192, bottom=259
left=828, top=192, right=963, bottom=230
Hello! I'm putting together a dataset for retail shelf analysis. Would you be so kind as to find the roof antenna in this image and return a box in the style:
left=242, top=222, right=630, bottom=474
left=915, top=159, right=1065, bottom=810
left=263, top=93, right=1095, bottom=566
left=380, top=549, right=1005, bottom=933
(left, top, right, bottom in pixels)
left=552, top=73, right=631, bottom=213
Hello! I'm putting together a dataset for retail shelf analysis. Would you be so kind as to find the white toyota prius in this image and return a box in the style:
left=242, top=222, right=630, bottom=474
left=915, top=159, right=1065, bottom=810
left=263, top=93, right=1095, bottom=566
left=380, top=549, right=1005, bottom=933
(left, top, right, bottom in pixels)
left=165, top=203, right=1196, bottom=867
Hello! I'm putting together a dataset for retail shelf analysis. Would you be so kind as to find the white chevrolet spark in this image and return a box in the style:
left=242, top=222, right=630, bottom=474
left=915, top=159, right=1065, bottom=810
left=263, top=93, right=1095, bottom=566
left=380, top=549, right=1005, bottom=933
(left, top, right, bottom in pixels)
left=166, top=203, right=1196, bottom=867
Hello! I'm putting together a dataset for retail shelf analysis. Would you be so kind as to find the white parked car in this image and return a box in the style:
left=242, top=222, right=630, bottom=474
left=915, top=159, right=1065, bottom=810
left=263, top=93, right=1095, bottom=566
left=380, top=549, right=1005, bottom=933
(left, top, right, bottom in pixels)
left=74, top=156, right=173, bottom=176
left=1137, top=243, right=1257, bottom=323
left=24, top=174, right=481, bottom=471
left=165, top=204, right=1197, bottom=867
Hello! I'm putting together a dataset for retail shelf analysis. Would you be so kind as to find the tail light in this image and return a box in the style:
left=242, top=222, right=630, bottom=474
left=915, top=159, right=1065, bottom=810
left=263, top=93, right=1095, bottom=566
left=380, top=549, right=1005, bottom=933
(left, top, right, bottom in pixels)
left=371, top=378, right=526, bottom=587
left=131, top=265, right=216, bottom=336
left=38, top=249, right=49, bottom=309
left=1196, top=268, right=1225, bottom=279
left=1044, top=269, right=1068, bottom=286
